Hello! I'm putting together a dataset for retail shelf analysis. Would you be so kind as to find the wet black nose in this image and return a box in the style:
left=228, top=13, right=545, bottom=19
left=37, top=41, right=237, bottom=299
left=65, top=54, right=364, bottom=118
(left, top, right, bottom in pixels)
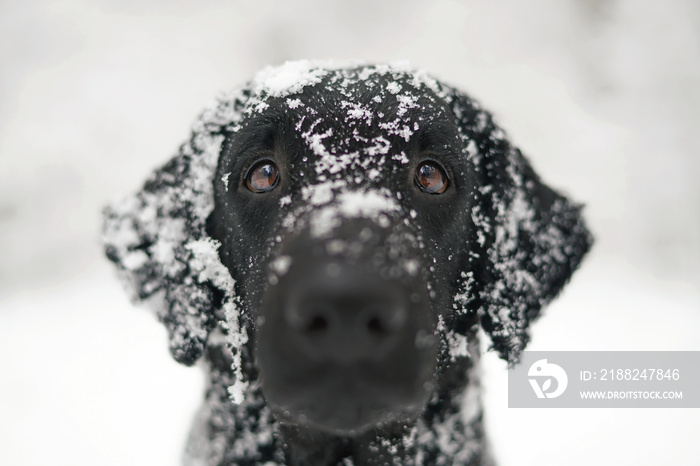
left=285, top=279, right=407, bottom=364
left=256, top=229, right=437, bottom=433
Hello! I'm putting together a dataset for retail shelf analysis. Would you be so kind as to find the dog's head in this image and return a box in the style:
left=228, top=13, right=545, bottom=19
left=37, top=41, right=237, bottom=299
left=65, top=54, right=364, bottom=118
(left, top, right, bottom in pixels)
left=103, top=61, right=591, bottom=436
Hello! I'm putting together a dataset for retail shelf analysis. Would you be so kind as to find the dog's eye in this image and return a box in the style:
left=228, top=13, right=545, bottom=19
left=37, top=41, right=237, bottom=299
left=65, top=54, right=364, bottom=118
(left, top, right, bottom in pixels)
left=415, top=161, right=448, bottom=194
left=246, top=160, right=280, bottom=193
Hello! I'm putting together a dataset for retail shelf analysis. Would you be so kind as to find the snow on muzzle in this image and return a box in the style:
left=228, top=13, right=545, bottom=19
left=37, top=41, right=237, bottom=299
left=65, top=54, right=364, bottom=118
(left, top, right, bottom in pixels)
left=256, top=200, right=438, bottom=434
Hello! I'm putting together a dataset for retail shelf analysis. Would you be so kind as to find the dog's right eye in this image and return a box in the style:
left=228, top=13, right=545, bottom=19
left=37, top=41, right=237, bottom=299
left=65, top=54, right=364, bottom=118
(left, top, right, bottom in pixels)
left=245, top=160, right=280, bottom=193
left=415, top=161, right=449, bottom=194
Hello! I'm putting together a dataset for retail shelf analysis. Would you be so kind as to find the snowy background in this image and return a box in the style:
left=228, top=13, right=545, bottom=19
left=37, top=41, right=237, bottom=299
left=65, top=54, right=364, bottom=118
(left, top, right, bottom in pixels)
left=1, top=0, right=699, bottom=464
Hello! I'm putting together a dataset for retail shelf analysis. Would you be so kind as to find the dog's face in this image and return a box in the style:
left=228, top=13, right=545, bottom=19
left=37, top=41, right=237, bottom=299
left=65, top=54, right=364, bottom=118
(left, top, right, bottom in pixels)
left=103, top=62, right=591, bottom=441
left=207, top=74, right=475, bottom=433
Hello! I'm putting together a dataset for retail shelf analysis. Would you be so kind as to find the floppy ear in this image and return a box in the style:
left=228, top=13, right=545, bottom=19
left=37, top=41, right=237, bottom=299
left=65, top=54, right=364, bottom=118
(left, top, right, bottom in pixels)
left=448, top=89, right=593, bottom=365
left=102, top=90, right=247, bottom=367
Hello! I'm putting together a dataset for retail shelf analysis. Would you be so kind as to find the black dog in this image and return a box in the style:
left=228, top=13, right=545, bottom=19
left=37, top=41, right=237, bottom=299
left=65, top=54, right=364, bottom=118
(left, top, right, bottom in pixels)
left=103, top=62, right=591, bottom=465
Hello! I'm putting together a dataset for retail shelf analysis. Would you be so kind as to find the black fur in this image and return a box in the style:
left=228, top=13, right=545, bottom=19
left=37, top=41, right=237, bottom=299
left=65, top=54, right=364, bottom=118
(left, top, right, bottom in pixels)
left=103, top=62, right=592, bottom=465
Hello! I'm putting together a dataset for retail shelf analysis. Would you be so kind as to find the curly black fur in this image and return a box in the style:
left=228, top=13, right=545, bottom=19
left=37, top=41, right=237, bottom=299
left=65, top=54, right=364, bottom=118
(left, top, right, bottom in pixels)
left=103, top=62, right=591, bottom=465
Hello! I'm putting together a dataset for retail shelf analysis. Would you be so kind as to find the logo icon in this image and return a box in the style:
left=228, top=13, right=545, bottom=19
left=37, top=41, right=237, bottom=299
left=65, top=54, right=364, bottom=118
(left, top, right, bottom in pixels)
left=528, top=359, right=568, bottom=399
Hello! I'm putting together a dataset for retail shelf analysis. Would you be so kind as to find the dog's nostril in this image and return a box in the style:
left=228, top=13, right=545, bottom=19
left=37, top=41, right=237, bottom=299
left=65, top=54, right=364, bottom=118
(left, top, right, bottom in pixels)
left=307, top=315, right=329, bottom=333
left=362, top=304, right=406, bottom=335
left=366, top=316, right=387, bottom=335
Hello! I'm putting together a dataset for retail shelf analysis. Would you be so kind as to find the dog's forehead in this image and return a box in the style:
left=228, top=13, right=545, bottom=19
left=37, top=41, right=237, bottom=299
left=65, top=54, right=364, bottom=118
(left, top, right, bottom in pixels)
left=241, top=64, right=457, bottom=184
left=246, top=61, right=448, bottom=112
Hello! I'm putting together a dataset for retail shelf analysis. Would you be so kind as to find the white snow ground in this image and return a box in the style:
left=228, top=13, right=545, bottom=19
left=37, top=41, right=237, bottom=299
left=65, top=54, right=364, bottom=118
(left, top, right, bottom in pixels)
left=1, top=1, right=698, bottom=465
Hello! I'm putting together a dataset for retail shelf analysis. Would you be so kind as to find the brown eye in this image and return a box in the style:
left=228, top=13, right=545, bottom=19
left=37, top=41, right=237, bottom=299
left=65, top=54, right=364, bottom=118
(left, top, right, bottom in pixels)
left=246, top=160, right=279, bottom=193
left=415, top=161, right=448, bottom=194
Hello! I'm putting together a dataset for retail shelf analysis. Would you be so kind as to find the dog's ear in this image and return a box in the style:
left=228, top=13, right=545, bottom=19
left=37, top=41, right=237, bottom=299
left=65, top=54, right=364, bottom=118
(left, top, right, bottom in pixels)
left=102, top=93, right=244, bottom=366
left=448, top=89, right=593, bottom=365
left=102, top=147, right=219, bottom=365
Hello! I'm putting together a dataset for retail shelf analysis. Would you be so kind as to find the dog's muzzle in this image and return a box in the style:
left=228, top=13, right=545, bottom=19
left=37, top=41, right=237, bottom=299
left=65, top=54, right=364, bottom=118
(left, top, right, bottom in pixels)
left=256, top=218, right=437, bottom=434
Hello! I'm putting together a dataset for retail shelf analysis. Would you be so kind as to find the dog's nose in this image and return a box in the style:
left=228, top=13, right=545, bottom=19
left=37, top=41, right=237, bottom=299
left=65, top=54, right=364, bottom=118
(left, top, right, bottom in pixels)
left=285, top=278, right=407, bottom=363
left=256, top=223, right=437, bottom=434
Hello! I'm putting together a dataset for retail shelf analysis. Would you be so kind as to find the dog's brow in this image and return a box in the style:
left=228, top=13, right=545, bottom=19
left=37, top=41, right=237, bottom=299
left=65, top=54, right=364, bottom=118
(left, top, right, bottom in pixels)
left=417, top=123, right=456, bottom=150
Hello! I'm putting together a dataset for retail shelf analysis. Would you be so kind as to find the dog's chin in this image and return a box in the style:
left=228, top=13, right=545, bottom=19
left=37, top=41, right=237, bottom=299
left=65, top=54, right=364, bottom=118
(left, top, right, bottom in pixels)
left=261, top=366, right=435, bottom=436
left=269, top=399, right=423, bottom=436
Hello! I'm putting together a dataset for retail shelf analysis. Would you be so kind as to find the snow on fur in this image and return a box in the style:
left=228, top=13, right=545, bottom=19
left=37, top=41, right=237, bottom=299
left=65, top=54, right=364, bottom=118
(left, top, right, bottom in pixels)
left=102, top=60, right=591, bottom=465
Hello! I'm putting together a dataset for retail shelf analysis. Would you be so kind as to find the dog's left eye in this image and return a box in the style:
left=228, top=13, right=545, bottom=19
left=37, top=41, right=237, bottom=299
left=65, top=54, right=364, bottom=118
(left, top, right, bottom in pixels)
left=415, top=161, right=449, bottom=194
left=246, top=160, right=280, bottom=193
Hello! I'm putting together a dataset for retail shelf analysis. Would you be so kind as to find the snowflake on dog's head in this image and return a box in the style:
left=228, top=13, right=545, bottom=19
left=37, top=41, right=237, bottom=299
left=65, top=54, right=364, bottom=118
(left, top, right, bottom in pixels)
left=103, top=60, right=591, bottom=466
